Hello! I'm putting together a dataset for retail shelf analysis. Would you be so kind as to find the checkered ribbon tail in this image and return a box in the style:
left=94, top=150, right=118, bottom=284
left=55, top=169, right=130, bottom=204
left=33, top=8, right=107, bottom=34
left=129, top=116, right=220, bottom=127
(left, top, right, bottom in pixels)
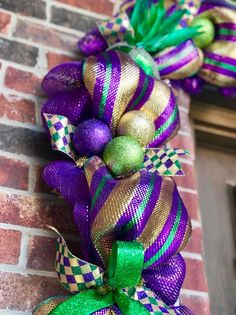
left=50, top=227, right=104, bottom=293
left=126, top=287, right=176, bottom=315
left=178, top=0, right=200, bottom=20
left=98, top=11, right=134, bottom=45
left=143, top=148, right=189, bottom=176
left=44, top=114, right=77, bottom=160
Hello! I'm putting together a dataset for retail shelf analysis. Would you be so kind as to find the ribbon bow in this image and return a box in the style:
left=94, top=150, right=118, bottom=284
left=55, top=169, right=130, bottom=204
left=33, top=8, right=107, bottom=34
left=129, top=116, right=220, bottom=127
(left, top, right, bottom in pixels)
left=34, top=229, right=192, bottom=315
left=50, top=239, right=149, bottom=315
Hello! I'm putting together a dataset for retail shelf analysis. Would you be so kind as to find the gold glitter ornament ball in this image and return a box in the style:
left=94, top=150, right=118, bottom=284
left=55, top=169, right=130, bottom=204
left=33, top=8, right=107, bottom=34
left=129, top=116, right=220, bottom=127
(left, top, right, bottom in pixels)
left=102, top=136, right=144, bottom=177
left=117, top=110, right=155, bottom=146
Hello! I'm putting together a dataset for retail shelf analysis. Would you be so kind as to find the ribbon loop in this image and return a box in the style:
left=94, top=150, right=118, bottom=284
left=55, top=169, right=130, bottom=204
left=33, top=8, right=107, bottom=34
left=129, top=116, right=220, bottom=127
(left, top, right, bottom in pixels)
left=108, top=241, right=144, bottom=289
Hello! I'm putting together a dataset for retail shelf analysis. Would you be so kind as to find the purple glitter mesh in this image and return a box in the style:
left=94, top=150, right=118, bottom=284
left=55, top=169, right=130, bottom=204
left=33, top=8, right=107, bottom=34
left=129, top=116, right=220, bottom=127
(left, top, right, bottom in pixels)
left=42, top=62, right=83, bottom=96
left=43, top=157, right=188, bottom=306
left=143, top=254, right=186, bottom=306
left=41, top=88, right=92, bottom=127
left=78, top=28, right=108, bottom=57
left=43, top=160, right=90, bottom=206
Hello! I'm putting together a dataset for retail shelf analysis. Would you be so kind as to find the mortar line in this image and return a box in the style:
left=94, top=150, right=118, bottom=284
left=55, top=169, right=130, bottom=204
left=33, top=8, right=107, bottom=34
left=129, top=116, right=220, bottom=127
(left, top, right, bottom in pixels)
left=0, top=33, right=80, bottom=61
left=0, top=117, right=45, bottom=131
left=0, top=149, right=49, bottom=165
left=181, top=289, right=209, bottom=298
left=0, top=8, right=86, bottom=37
left=181, top=252, right=203, bottom=261
left=0, top=222, right=79, bottom=241
left=7, top=12, right=17, bottom=37
left=0, top=310, right=31, bottom=315
left=177, top=186, right=197, bottom=194
left=0, top=185, right=58, bottom=200
left=0, top=264, right=57, bottom=277
left=28, top=161, right=36, bottom=193
left=18, top=232, right=29, bottom=269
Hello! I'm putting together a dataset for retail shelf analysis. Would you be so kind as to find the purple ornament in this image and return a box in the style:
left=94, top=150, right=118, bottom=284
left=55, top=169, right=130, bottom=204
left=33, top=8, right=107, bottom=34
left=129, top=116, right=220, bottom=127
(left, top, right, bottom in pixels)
left=220, top=86, right=236, bottom=97
left=78, top=28, right=108, bottom=57
left=73, top=119, right=112, bottom=157
left=180, top=76, right=204, bottom=95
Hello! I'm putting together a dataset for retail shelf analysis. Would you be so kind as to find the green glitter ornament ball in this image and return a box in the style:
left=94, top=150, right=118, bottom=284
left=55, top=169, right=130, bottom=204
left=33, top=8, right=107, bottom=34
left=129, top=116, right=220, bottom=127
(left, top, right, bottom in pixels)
left=192, top=17, right=215, bottom=49
left=102, top=136, right=144, bottom=177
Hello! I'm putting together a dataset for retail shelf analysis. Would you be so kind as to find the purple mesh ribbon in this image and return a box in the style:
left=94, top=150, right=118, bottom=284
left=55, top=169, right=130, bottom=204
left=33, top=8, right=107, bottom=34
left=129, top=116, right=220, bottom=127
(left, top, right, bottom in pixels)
left=43, top=157, right=190, bottom=307
left=143, top=254, right=186, bottom=306
left=42, top=50, right=179, bottom=148
left=41, top=88, right=91, bottom=128
left=42, top=62, right=84, bottom=96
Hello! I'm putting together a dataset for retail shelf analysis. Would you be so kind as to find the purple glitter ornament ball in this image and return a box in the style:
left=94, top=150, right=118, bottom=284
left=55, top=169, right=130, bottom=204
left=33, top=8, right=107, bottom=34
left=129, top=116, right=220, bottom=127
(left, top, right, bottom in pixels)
left=180, top=76, right=204, bottom=95
left=73, top=119, right=112, bottom=157
left=78, top=28, right=108, bottom=56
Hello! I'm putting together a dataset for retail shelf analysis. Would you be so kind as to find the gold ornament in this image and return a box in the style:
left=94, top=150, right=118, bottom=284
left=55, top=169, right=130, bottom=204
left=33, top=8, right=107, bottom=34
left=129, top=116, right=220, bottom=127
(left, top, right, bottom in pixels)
left=117, top=110, right=155, bottom=146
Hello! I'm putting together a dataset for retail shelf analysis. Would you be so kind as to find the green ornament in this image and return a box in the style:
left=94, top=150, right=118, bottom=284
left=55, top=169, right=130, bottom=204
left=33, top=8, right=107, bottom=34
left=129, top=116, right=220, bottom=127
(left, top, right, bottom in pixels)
left=192, top=17, right=215, bottom=48
left=102, top=136, right=144, bottom=177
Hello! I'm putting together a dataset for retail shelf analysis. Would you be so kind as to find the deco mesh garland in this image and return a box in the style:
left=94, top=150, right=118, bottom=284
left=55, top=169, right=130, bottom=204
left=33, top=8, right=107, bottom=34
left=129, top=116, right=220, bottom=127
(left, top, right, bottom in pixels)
left=33, top=0, right=236, bottom=314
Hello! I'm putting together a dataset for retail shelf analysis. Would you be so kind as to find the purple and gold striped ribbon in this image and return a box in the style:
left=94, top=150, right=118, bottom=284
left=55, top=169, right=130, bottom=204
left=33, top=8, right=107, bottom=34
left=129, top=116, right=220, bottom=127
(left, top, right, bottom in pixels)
left=199, top=0, right=236, bottom=12
left=198, top=2, right=236, bottom=86
left=83, top=49, right=179, bottom=146
left=155, top=40, right=203, bottom=80
left=216, top=23, right=236, bottom=41
left=83, top=50, right=152, bottom=134
left=200, top=50, right=236, bottom=86
left=84, top=156, right=191, bottom=270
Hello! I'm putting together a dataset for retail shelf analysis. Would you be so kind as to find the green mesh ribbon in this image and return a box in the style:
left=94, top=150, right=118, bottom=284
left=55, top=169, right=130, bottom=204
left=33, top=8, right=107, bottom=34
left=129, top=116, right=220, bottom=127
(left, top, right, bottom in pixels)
left=125, top=0, right=201, bottom=54
left=49, top=241, right=149, bottom=315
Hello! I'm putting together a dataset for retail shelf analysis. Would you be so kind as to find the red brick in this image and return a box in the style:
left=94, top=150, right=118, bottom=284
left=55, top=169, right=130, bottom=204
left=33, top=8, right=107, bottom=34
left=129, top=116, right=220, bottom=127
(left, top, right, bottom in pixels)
left=175, top=164, right=198, bottom=190
left=56, top=0, right=114, bottom=16
left=34, top=164, right=52, bottom=194
left=0, top=93, right=36, bottom=124
left=14, top=19, right=79, bottom=52
left=180, top=295, right=211, bottom=315
left=0, top=38, right=38, bottom=67
left=179, top=109, right=191, bottom=133
left=47, top=51, right=77, bottom=70
left=179, top=191, right=200, bottom=221
left=0, top=229, right=21, bottom=264
left=4, top=67, right=42, bottom=96
left=183, top=258, right=208, bottom=292
left=184, top=226, right=203, bottom=254
left=0, top=11, right=11, bottom=34
left=177, top=89, right=190, bottom=111
left=0, top=156, right=29, bottom=190
left=0, top=0, right=46, bottom=20
left=27, top=236, right=56, bottom=271
left=0, top=271, right=67, bottom=311
left=169, top=134, right=195, bottom=160
left=27, top=235, right=80, bottom=271
left=0, top=192, right=77, bottom=233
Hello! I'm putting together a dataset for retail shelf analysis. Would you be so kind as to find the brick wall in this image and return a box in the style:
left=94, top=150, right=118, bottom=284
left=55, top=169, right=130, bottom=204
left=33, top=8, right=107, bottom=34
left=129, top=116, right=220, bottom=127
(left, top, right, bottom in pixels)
left=0, top=1, right=210, bottom=314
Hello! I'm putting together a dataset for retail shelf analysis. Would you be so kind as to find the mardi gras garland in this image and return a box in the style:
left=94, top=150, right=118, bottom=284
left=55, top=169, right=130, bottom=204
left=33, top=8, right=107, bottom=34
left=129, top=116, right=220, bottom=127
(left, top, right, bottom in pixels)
left=33, top=1, right=236, bottom=314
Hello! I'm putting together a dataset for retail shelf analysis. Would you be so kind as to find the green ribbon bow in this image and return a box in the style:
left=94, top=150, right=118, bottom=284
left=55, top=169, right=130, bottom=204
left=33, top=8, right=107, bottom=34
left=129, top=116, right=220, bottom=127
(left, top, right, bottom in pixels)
left=49, top=241, right=150, bottom=315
